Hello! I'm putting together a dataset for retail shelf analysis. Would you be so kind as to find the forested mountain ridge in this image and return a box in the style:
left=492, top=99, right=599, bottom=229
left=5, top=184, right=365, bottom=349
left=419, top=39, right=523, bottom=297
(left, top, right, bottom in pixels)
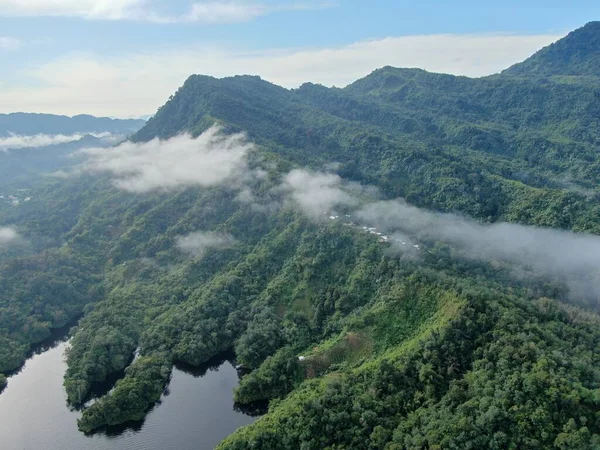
left=503, top=21, right=600, bottom=77
left=0, top=22, right=600, bottom=449
left=137, top=54, right=600, bottom=231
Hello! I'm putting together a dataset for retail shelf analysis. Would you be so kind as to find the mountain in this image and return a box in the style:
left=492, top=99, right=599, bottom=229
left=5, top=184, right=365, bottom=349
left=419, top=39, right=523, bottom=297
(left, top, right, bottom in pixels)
left=136, top=69, right=600, bottom=229
left=0, top=113, right=145, bottom=188
left=0, top=24, right=599, bottom=449
left=503, top=21, right=600, bottom=77
left=0, top=113, right=146, bottom=137
left=0, top=134, right=118, bottom=188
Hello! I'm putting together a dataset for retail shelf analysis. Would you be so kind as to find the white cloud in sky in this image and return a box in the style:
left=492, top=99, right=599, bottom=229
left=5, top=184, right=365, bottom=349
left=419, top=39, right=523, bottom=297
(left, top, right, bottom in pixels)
left=0, top=0, right=332, bottom=22
left=0, top=36, right=21, bottom=51
left=0, top=0, right=143, bottom=20
left=77, top=125, right=253, bottom=192
left=179, top=2, right=268, bottom=23
left=179, top=1, right=336, bottom=24
left=0, top=32, right=562, bottom=117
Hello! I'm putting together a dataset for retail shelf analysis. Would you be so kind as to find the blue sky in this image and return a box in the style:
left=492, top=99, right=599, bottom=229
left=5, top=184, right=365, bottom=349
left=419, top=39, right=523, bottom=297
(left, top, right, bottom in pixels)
left=0, top=1, right=598, bottom=117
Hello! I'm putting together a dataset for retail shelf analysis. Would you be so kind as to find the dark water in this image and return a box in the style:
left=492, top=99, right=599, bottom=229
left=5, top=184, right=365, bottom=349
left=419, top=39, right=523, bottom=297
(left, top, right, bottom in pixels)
left=0, top=334, right=261, bottom=450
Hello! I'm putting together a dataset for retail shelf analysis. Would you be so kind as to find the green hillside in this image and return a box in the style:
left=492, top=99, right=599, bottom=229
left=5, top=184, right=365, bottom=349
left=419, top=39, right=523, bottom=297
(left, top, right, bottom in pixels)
left=503, top=21, right=600, bottom=77
left=0, top=22, right=599, bottom=449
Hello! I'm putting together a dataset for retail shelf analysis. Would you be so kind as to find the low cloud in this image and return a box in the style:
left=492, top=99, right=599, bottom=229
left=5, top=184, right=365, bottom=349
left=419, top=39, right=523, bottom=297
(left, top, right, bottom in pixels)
left=280, top=175, right=600, bottom=303
left=323, top=161, right=342, bottom=172
left=0, top=0, right=333, bottom=23
left=0, top=32, right=561, bottom=117
left=357, top=200, right=600, bottom=303
left=235, top=186, right=283, bottom=214
left=0, top=227, right=19, bottom=246
left=281, top=169, right=357, bottom=218
left=176, top=231, right=236, bottom=257
left=78, top=126, right=253, bottom=192
left=0, top=132, right=113, bottom=151
left=235, top=187, right=257, bottom=204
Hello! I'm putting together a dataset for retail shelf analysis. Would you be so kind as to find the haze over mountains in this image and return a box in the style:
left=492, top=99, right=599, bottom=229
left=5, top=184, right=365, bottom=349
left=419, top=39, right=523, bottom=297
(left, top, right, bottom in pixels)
left=0, top=113, right=146, bottom=138
left=0, top=21, right=600, bottom=450
left=0, top=113, right=146, bottom=187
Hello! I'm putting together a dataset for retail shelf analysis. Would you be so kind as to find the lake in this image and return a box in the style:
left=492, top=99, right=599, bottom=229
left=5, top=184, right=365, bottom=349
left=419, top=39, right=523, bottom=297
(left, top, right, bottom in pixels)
left=0, top=331, right=262, bottom=450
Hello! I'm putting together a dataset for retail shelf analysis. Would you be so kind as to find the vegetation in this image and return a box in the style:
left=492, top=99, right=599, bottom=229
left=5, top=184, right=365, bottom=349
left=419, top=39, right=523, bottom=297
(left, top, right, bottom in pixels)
left=220, top=293, right=600, bottom=450
left=503, top=22, right=600, bottom=77
left=234, top=347, right=304, bottom=404
left=77, top=355, right=172, bottom=433
left=0, top=21, right=599, bottom=448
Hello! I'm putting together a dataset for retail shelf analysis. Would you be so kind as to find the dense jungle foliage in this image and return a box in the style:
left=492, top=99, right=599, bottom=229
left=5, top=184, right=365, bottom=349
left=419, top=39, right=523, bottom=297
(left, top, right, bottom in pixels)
left=1, top=22, right=599, bottom=448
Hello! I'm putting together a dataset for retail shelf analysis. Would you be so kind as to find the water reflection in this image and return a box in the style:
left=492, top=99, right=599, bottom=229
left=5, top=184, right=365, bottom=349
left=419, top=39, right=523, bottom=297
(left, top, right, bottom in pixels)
left=0, top=338, right=261, bottom=450
left=93, top=416, right=147, bottom=437
left=4, top=320, right=75, bottom=378
left=75, top=354, right=137, bottom=412
left=176, top=351, right=269, bottom=417
left=175, top=350, right=235, bottom=378
left=234, top=400, right=269, bottom=417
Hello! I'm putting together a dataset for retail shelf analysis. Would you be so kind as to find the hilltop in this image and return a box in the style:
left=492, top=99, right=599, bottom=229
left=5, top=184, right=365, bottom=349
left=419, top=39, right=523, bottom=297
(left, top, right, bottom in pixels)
left=503, top=21, right=600, bottom=77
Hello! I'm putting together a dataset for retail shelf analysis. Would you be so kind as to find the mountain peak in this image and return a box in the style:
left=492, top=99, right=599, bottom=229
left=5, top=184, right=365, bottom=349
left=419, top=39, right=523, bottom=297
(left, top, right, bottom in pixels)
left=503, top=21, right=600, bottom=77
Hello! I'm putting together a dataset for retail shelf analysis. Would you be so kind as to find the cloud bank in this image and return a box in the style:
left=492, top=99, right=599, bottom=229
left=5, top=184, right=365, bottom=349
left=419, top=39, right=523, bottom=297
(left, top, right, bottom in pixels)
left=356, top=200, right=600, bottom=303
left=0, top=132, right=113, bottom=151
left=78, top=126, right=252, bottom=192
left=0, top=32, right=561, bottom=116
left=272, top=169, right=600, bottom=304
left=233, top=164, right=600, bottom=304
left=0, top=0, right=332, bottom=23
left=0, top=227, right=19, bottom=246
left=176, top=231, right=236, bottom=257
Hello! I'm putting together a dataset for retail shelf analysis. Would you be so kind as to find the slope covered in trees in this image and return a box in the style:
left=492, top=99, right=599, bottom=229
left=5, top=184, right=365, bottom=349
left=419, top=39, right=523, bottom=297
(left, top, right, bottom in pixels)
left=137, top=55, right=600, bottom=232
left=0, top=22, right=599, bottom=449
left=503, top=21, right=600, bottom=77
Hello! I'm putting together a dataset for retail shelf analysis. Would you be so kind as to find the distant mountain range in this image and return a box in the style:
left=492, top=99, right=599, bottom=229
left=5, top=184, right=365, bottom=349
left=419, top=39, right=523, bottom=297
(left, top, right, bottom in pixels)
left=0, top=114, right=146, bottom=187
left=0, top=113, right=146, bottom=137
